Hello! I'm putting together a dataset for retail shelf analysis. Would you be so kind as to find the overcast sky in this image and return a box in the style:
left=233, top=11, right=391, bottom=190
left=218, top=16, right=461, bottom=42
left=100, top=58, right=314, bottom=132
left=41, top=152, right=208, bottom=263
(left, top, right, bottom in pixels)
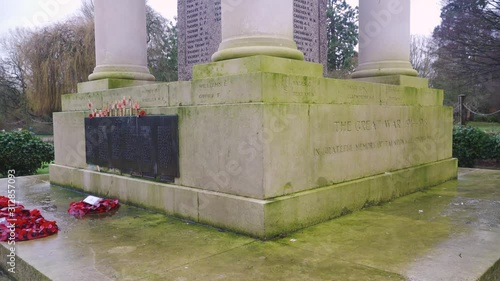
left=0, top=0, right=441, bottom=39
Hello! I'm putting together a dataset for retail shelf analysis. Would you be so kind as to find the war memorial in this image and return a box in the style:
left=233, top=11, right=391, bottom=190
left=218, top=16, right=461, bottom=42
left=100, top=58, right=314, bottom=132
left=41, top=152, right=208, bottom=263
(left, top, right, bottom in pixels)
left=49, top=0, right=458, bottom=239
left=2, top=1, right=500, bottom=280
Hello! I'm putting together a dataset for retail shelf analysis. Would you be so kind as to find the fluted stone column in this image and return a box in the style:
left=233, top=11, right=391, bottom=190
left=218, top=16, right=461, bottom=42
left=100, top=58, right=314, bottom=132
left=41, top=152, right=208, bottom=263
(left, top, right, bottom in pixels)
left=212, top=0, right=304, bottom=62
left=88, top=0, right=155, bottom=81
left=352, top=0, right=417, bottom=78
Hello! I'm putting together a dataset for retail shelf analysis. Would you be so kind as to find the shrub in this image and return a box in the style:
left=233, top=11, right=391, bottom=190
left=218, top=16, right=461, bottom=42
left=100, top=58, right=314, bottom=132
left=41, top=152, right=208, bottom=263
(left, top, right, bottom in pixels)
left=493, top=133, right=500, bottom=160
left=452, top=126, right=496, bottom=167
left=0, top=130, right=54, bottom=176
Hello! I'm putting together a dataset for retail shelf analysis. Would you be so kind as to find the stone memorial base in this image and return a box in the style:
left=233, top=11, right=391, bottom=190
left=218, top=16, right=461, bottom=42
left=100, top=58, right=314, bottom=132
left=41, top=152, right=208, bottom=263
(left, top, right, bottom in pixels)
left=77, top=78, right=158, bottom=93
left=50, top=56, right=457, bottom=239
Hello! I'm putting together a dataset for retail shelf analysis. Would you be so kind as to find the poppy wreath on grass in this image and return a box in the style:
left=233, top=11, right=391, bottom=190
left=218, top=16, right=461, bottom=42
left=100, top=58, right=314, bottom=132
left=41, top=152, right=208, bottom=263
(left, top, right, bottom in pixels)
left=68, top=198, right=120, bottom=217
left=0, top=196, right=59, bottom=242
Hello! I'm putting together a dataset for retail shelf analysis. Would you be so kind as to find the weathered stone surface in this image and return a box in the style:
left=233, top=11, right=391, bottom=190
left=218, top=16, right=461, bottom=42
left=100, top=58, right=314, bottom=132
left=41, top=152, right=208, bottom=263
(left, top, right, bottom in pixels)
left=192, top=56, right=323, bottom=80
left=177, top=0, right=327, bottom=80
left=52, top=57, right=456, bottom=240
left=62, top=91, right=103, bottom=112
left=50, top=159, right=457, bottom=238
left=63, top=59, right=444, bottom=112
left=101, top=83, right=169, bottom=109
left=169, top=81, right=192, bottom=107
left=77, top=79, right=157, bottom=93
left=63, top=83, right=169, bottom=111
left=177, top=104, right=266, bottom=199
left=355, top=75, right=429, bottom=88
left=69, top=102, right=451, bottom=200
left=56, top=76, right=452, bottom=201
left=191, top=74, right=263, bottom=105
left=53, top=112, right=87, bottom=169
left=307, top=105, right=453, bottom=195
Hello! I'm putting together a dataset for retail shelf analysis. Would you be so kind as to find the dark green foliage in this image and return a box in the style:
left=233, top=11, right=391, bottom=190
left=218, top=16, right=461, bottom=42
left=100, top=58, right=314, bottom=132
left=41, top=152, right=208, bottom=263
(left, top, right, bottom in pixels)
left=326, top=0, right=358, bottom=76
left=0, top=130, right=54, bottom=176
left=146, top=6, right=178, bottom=82
left=473, top=114, right=500, bottom=123
left=452, top=126, right=498, bottom=167
left=432, top=0, right=500, bottom=109
left=493, top=133, right=500, bottom=160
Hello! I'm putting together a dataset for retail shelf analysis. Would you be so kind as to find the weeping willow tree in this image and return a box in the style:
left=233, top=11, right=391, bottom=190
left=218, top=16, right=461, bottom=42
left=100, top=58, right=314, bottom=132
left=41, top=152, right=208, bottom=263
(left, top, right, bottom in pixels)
left=2, top=0, right=177, bottom=120
left=19, top=15, right=95, bottom=118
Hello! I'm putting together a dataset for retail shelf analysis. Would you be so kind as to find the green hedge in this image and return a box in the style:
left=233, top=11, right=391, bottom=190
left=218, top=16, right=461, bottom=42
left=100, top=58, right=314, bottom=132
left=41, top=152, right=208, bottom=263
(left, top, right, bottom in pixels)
left=493, top=133, right=500, bottom=160
left=452, top=126, right=499, bottom=167
left=0, top=130, right=54, bottom=176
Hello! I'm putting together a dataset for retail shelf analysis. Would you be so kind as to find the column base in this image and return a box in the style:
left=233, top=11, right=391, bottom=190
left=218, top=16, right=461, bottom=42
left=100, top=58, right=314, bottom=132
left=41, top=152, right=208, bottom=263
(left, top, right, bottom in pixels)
left=89, top=65, right=155, bottom=81
left=212, top=36, right=304, bottom=62
left=193, top=55, right=323, bottom=80
left=352, top=60, right=418, bottom=78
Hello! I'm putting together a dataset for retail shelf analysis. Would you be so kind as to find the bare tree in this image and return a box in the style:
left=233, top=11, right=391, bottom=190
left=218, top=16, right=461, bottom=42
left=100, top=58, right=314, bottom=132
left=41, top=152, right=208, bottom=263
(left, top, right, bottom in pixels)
left=1, top=0, right=178, bottom=121
left=80, top=0, right=95, bottom=20
left=0, top=28, right=30, bottom=126
left=410, top=35, right=436, bottom=80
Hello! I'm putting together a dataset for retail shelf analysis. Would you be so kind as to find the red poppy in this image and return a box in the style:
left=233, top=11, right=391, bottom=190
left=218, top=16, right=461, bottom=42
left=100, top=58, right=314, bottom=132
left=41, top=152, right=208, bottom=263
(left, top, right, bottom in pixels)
left=139, top=110, right=146, bottom=117
left=0, top=196, right=59, bottom=241
left=68, top=198, right=120, bottom=218
left=88, top=114, right=93, bottom=119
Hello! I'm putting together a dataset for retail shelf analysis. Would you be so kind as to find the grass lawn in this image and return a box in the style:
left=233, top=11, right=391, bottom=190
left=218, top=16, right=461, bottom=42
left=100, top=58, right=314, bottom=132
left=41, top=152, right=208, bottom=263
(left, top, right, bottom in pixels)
left=467, top=121, right=500, bottom=133
left=36, top=162, right=52, bottom=175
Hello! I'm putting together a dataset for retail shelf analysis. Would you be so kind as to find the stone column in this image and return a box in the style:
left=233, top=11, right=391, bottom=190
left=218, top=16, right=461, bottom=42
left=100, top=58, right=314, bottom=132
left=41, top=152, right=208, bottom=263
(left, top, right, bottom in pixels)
left=88, top=0, right=155, bottom=81
left=352, top=0, right=417, bottom=78
left=211, top=0, right=304, bottom=62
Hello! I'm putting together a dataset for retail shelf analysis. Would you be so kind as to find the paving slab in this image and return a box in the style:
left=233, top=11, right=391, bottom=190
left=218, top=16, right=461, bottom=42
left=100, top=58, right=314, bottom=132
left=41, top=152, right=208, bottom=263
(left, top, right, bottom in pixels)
left=0, top=169, right=499, bottom=281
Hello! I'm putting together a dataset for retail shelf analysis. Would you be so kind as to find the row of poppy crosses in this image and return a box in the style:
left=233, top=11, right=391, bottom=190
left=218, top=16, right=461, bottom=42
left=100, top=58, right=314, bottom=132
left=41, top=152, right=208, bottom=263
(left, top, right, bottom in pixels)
left=87, top=96, right=146, bottom=118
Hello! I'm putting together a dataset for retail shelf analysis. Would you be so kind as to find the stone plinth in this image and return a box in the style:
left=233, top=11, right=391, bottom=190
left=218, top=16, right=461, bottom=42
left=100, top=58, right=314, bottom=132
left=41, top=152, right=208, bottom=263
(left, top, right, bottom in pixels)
left=356, top=75, right=429, bottom=88
left=77, top=79, right=158, bottom=93
left=177, top=0, right=327, bottom=80
left=51, top=56, right=457, bottom=239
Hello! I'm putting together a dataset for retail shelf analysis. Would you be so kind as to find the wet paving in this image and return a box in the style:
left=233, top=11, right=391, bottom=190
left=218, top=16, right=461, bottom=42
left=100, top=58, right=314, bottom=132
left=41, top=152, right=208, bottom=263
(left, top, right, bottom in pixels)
left=0, top=169, right=498, bottom=280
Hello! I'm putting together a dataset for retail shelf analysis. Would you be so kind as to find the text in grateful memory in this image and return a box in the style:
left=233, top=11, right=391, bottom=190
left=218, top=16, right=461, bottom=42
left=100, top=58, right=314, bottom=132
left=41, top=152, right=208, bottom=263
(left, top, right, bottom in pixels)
left=315, top=136, right=433, bottom=156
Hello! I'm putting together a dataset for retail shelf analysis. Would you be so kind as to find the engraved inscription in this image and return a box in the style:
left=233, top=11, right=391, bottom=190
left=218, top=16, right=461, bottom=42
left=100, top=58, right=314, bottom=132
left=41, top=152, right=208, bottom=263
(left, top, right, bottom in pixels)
left=85, top=116, right=179, bottom=181
left=293, top=0, right=320, bottom=62
left=315, top=118, right=430, bottom=156
left=110, top=125, right=121, bottom=161
left=139, top=126, right=155, bottom=166
left=185, top=0, right=212, bottom=65
left=195, top=78, right=229, bottom=101
left=158, top=126, right=173, bottom=167
left=97, top=126, right=109, bottom=164
left=282, top=77, right=316, bottom=98
left=345, top=84, right=376, bottom=101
